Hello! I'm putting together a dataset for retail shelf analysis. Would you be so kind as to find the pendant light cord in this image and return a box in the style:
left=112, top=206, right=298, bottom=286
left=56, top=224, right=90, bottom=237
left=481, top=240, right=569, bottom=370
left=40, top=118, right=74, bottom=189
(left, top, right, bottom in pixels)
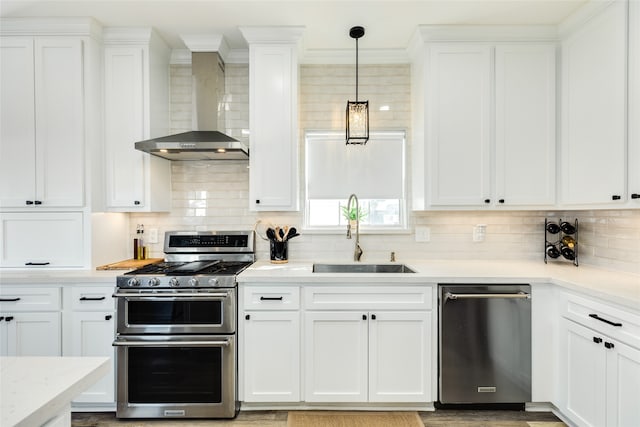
left=355, top=37, right=359, bottom=102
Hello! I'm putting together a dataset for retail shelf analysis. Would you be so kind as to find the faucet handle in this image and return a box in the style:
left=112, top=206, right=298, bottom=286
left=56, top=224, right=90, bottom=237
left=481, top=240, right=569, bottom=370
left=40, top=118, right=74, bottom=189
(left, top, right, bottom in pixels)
left=346, top=223, right=352, bottom=239
left=355, top=244, right=363, bottom=262
left=390, top=251, right=396, bottom=262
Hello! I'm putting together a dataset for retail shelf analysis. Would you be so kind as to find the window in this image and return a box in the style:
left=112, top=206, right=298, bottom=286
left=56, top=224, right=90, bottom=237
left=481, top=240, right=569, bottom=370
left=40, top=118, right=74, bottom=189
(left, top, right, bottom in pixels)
left=304, top=130, right=407, bottom=232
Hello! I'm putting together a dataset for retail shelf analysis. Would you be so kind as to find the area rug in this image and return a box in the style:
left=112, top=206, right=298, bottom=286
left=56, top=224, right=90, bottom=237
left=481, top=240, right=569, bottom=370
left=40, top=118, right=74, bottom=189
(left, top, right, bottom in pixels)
left=287, top=411, right=424, bottom=427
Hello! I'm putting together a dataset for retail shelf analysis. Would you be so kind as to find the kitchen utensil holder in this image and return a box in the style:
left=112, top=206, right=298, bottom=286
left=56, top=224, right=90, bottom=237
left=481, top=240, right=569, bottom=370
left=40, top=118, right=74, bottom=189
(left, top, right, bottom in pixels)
left=544, top=218, right=578, bottom=266
left=270, top=240, right=288, bottom=264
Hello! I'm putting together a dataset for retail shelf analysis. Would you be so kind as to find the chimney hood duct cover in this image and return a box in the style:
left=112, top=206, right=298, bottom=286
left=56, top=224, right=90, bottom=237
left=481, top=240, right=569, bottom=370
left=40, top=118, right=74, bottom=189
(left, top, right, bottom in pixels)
left=134, top=52, right=248, bottom=160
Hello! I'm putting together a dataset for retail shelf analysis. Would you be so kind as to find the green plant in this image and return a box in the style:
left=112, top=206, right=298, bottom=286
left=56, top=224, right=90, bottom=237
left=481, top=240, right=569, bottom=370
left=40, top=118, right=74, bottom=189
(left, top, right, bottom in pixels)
left=341, top=205, right=367, bottom=221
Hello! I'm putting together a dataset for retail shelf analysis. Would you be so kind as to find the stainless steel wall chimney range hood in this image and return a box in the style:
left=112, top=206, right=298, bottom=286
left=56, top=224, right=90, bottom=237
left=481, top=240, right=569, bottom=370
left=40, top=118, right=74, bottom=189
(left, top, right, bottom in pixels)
left=135, top=52, right=249, bottom=160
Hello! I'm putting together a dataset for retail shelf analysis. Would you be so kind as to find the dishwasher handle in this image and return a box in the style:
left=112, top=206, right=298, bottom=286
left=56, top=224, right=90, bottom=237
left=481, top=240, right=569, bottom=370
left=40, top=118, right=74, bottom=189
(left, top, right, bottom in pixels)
left=445, top=291, right=530, bottom=301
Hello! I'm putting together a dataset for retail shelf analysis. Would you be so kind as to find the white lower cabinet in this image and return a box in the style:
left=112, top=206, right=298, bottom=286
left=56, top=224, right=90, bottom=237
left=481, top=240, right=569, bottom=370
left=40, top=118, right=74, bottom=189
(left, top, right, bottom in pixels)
left=303, top=285, right=433, bottom=404
left=243, top=311, right=300, bottom=402
left=63, top=286, right=116, bottom=406
left=0, top=286, right=61, bottom=356
left=304, top=310, right=431, bottom=403
left=241, top=285, right=300, bottom=402
left=558, top=291, right=640, bottom=427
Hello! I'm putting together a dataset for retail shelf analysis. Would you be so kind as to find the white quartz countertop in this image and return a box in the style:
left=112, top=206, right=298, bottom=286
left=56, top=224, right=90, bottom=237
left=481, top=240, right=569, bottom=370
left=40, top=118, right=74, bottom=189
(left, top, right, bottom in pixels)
left=0, top=356, right=109, bottom=427
left=238, top=260, right=640, bottom=311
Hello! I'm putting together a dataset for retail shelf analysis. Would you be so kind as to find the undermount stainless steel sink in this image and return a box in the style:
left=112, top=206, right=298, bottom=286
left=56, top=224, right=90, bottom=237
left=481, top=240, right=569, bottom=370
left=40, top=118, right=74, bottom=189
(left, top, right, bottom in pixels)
left=312, top=263, right=416, bottom=273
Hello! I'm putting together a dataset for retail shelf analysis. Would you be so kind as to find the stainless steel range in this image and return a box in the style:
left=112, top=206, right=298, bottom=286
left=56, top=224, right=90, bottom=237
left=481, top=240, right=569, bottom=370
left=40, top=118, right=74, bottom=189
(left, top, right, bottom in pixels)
left=113, top=230, right=254, bottom=419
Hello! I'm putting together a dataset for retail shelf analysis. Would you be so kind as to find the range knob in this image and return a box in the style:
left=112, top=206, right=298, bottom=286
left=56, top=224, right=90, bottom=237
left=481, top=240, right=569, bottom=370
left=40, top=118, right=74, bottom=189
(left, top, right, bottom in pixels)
left=188, top=278, right=199, bottom=287
left=148, top=277, right=160, bottom=287
left=168, top=277, right=180, bottom=287
left=208, top=278, right=219, bottom=286
left=127, top=278, right=140, bottom=287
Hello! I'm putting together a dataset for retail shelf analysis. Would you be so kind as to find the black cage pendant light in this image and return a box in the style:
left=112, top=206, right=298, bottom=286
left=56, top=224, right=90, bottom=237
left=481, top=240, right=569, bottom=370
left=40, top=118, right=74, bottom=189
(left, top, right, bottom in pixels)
left=346, top=26, right=369, bottom=145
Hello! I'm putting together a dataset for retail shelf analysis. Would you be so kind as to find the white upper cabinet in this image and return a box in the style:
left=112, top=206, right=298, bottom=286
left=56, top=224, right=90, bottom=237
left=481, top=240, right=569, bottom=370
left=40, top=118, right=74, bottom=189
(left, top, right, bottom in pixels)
left=495, top=44, right=556, bottom=207
left=425, top=43, right=492, bottom=207
left=240, top=27, right=303, bottom=211
left=628, top=0, right=640, bottom=204
left=560, top=0, right=628, bottom=206
left=412, top=28, right=557, bottom=210
left=103, top=28, right=171, bottom=212
left=0, top=37, right=85, bottom=209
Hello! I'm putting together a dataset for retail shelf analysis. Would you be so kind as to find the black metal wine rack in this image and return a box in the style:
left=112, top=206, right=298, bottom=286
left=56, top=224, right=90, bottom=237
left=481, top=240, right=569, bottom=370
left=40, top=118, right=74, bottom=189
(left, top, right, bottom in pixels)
left=544, top=218, right=578, bottom=267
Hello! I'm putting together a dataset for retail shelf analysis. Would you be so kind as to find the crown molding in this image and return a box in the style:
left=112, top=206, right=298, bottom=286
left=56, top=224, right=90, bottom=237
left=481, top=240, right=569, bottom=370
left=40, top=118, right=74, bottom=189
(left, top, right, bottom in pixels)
left=0, top=17, right=102, bottom=40
left=180, top=33, right=230, bottom=63
left=416, top=25, right=559, bottom=42
left=238, top=26, right=305, bottom=44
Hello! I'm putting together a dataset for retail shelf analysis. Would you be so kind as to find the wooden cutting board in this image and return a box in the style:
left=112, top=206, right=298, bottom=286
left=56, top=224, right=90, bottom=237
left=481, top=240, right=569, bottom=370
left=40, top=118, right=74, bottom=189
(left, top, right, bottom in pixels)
left=96, top=258, right=163, bottom=271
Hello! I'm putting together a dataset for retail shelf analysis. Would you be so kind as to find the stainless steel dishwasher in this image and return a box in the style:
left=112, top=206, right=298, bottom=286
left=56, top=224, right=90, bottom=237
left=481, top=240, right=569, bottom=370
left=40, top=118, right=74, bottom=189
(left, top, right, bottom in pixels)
left=438, top=284, right=531, bottom=405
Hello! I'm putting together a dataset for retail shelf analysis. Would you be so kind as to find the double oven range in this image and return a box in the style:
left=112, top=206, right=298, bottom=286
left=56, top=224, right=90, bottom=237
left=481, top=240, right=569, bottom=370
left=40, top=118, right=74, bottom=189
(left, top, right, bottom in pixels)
left=113, top=230, right=255, bottom=419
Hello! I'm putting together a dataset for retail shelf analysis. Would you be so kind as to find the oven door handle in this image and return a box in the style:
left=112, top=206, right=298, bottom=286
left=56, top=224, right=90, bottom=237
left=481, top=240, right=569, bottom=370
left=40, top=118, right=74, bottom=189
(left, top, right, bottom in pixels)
left=113, top=339, right=231, bottom=347
left=112, top=292, right=230, bottom=299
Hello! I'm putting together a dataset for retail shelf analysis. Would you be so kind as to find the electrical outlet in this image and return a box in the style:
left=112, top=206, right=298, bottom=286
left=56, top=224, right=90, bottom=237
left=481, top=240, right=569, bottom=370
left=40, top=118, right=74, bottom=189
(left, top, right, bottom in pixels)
left=415, top=226, right=431, bottom=242
left=148, top=228, right=159, bottom=244
left=473, top=224, right=486, bottom=242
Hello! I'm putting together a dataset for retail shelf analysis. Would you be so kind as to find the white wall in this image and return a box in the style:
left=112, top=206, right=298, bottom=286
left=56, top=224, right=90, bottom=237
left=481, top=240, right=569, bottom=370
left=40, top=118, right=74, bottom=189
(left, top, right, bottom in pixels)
left=129, top=63, right=640, bottom=274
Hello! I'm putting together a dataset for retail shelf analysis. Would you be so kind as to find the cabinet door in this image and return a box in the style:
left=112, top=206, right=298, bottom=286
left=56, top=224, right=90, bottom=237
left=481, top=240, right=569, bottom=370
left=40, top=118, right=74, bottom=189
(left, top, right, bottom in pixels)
left=242, top=311, right=300, bottom=402
left=368, top=311, right=431, bottom=402
left=104, top=46, right=147, bottom=209
left=427, top=44, right=492, bottom=206
left=606, top=340, right=640, bottom=427
left=0, top=37, right=36, bottom=208
left=561, top=0, right=627, bottom=205
left=34, top=38, right=85, bottom=207
left=0, top=212, right=84, bottom=268
left=629, top=0, right=640, bottom=204
left=304, top=311, right=368, bottom=402
left=3, top=312, right=61, bottom=356
left=495, top=44, right=556, bottom=206
left=249, top=44, right=299, bottom=211
left=563, top=320, right=607, bottom=427
left=68, top=311, right=115, bottom=403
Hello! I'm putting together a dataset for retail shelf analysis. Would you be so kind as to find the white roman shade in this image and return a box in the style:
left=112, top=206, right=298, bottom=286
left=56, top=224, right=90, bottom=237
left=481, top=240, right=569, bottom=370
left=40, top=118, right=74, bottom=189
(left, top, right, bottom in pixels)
left=306, top=130, right=405, bottom=200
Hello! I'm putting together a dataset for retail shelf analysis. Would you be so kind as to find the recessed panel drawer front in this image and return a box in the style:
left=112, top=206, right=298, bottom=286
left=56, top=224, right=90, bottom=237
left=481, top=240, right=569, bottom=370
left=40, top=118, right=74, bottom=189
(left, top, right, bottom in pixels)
left=0, top=286, right=60, bottom=311
left=304, top=286, right=433, bottom=311
left=562, top=291, right=640, bottom=349
left=70, top=286, right=115, bottom=311
left=243, top=286, right=300, bottom=310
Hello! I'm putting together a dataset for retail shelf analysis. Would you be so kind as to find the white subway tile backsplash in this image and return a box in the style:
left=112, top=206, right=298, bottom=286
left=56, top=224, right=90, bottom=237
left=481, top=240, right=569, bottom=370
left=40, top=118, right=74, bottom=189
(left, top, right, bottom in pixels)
left=127, top=63, right=640, bottom=273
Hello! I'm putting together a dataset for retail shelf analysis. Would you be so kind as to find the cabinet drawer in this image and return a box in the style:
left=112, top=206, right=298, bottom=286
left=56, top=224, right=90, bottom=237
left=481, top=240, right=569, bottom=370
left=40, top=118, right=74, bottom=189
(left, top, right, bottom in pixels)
left=304, top=286, right=433, bottom=311
left=0, top=287, right=61, bottom=311
left=69, top=286, right=115, bottom=311
left=243, top=286, right=300, bottom=310
left=562, top=291, right=640, bottom=349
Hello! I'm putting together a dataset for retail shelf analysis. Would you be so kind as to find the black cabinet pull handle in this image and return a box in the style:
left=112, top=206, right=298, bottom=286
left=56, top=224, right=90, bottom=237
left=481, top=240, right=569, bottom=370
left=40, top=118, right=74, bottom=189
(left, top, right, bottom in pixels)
left=34, top=200, right=42, bottom=205
left=0, top=317, right=4, bottom=321
left=260, top=296, right=283, bottom=301
left=256, top=199, right=261, bottom=204
left=604, top=342, right=615, bottom=349
left=611, top=195, right=621, bottom=200
left=0, top=297, right=21, bottom=302
left=632, top=194, right=640, bottom=199
left=498, top=199, right=505, bottom=204
left=25, top=262, right=50, bottom=266
left=79, top=296, right=106, bottom=301
left=362, top=314, right=367, bottom=320
left=26, top=200, right=34, bottom=205
left=245, top=314, right=250, bottom=320
left=593, top=337, right=603, bottom=344
left=134, top=200, right=141, bottom=205
left=484, top=199, right=490, bottom=204
left=105, top=315, right=112, bottom=321
left=5, top=316, right=13, bottom=322
left=371, top=314, right=377, bottom=320
left=589, top=313, right=622, bottom=327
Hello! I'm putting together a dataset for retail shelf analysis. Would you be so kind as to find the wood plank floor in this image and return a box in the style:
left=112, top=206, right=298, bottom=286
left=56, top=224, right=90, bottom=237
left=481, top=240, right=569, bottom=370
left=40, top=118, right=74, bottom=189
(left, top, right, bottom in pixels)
left=72, top=410, right=566, bottom=427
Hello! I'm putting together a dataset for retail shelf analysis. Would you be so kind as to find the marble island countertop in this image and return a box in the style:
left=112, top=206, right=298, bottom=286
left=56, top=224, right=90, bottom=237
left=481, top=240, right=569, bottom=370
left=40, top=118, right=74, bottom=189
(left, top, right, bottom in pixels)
left=0, top=356, right=109, bottom=427
left=238, top=259, right=640, bottom=311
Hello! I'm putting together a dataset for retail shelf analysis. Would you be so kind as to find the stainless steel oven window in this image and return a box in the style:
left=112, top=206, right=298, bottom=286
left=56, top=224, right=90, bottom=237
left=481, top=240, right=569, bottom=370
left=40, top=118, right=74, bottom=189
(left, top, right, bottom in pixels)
left=114, top=335, right=237, bottom=418
left=115, top=289, right=236, bottom=335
